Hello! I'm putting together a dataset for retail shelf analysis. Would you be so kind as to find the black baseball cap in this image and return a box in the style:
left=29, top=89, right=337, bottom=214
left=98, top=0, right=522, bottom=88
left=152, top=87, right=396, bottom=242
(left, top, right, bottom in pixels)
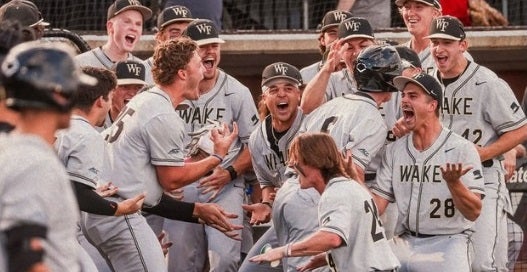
left=395, top=0, right=441, bottom=9
left=157, top=5, right=194, bottom=30
left=318, top=10, right=353, bottom=32
left=395, top=46, right=422, bottom=69
left=113, top=60, right=147, bottom=86
left=0, top=0, right=49, bottom=27
left=338, top=17, right=374, bottom=42
left=107, top=0, right=152, bottom=21
left=261, top=62, right=302, bottom=87
left=426, top=16, right=466, bottom=41
left=394, top=73, right=443, bottom=103
left=183, top=19, right=225, bottom=46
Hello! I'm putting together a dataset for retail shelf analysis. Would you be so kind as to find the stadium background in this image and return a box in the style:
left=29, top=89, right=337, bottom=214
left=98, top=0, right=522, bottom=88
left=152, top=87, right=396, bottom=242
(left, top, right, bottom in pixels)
left=3, top=0, right=526, bottom=270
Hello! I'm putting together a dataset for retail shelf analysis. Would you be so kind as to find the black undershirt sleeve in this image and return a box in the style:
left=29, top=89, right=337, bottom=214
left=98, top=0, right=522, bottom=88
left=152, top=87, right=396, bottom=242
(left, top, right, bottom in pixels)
left=142, top=193, right=199, bottom=224
left=5, top=224, right=47, bottom=272
left=72, top=182, right=118, bottom=216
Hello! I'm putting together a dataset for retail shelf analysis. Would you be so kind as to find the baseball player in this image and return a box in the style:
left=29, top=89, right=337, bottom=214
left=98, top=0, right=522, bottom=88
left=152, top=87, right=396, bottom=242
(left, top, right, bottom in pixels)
left=302, top=44, right=402, bottom=183
left=95, top=37, right=242, bottom=271
left=0, top=41, right=96, bottom=272
left=143, top=5, right=194, bottom=84
left=54, top=66, right=148, bottom=271
left=251, top=133, right=400, bottom=271
left=239, top=62, right=325, bottom=272
left=75, top=0, right=152, bottom=76
left=164, top=19, right=259, bottom=272
left=300, top=10, right=352, bottom=84
left=395, top=0, right=442, bottom=74
left=301, top=16, right=376, bottom=114
left=370, top=73, right=485, bottom=271
left=427, top=16, right=527, bottom=271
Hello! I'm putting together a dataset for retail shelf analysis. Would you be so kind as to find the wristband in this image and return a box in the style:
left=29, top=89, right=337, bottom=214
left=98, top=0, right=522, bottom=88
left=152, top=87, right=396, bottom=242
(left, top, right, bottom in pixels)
left=284, top=243, right=292, bottom=257
left=226, top=165, right=238, bottom=180
left=261, top=201, right=273, bottom=209
left=211, top=154, right=224, bottom=163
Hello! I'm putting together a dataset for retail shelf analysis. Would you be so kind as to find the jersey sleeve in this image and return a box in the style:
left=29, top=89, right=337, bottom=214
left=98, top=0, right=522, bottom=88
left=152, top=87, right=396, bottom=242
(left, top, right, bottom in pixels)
left=456, top=140, right=486, bottom=196
left=143, top=113, right=186, bottom=166
left=370, top=143, right=396, bottom=202
left=346, top=114, right=387, bottom=171
left=482, top=78, right=527, bottom=134
left=318, top=185, right=353, bottom=246
left=248, top=129, right=275, bottom=188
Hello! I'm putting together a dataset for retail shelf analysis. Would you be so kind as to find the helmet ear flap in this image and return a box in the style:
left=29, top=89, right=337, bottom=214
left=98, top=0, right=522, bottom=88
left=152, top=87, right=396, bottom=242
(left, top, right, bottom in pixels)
left=354, top=45, right=402, bottom=93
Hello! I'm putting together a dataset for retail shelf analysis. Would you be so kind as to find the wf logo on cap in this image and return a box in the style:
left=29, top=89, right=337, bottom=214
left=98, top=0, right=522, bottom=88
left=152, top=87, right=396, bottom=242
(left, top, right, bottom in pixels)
left=127, top=0, right=141, bottom=6
left=344, top=20, right=361, bottom=31
left=196, top=23, right=213, bottom=35
left=332, top=11, right=348, bottom=22
left=171, top=6, right=189, bottom=17
left=273, top=63, right=288, bottom=75
left=435, top=18, right=449, bottom=32
left=127, top=64, right=142, bottom=76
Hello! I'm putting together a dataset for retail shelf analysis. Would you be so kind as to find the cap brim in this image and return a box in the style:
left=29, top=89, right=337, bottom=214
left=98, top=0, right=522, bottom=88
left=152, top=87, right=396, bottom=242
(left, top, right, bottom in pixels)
left=29, top=19, right=50, bottom=27
left=262, top=77, right=301, bottom=88
left=117, top=78, right=148, bottom=86
left=395, top=0, right=438, bottom=8
left=196, top=38, right=225, bottom=46
left=161, top=18, right=194, bottom=29
left=114, top=6, right=153, bottom=21
left=340, top=34, right=375, bottom=42
left=393, top=76, right=427, bottom=94
left=425, top=33, right=461, bottom=41
left=79, top=73, right=98, bottom=86
left=319, top=23, right=339, bottom=33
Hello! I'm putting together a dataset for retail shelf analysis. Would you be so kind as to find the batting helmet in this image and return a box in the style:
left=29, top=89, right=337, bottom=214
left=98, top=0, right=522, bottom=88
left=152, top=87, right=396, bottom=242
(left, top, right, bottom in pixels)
left=354, top=45, right=402, bottom=93
left=1, top=41, right=96, bottom=112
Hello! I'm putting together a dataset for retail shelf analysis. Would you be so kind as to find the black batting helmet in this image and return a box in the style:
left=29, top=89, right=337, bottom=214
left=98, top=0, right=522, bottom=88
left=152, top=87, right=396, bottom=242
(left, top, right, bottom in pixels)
left=1, top=41, right=96, bottom=112
left=354, top=45, right=402, bottom=93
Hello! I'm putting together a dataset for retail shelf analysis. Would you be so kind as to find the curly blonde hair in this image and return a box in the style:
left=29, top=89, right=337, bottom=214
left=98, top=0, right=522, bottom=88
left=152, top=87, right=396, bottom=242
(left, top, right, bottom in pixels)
left=152, top=37, right=197, bottom=86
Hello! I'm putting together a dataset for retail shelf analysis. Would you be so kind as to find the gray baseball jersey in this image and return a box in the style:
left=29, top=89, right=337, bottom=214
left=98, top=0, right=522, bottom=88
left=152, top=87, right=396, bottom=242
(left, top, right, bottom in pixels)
left=103, top=86, right=186, bottom=207
left=371, top=128, right=485, bottom=235
left=55, top=115, right=111, bottom=189
left=248, top=109, right=304, bottom=188
left=299, top=61, right=322, bottom=84
left=301, top=93, right=387, bottom=174
left=143, top=57, right=154, bottom=85
left=0, top=134, right=80, bottom=272
left=325, top=68, right=357, bottom=101
left=76, top=47, right=145, bottom=69
left=319, top=176, right=400, bottom=271
left=166, top=69, right=259, bottom=272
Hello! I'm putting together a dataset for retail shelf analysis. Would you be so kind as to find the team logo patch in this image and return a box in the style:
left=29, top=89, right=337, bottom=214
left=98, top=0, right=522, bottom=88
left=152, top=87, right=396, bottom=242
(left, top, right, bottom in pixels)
left=473, top=170, right=482, bottom=179
left=358, top=148, right=369, bottom=157
left=168, top=148, right=180, bottom=155
left=511, top=102, right=520, bottom=113
left=88, top=167, right=99, bottom=175
left=322, top=216, right=331, bottom=226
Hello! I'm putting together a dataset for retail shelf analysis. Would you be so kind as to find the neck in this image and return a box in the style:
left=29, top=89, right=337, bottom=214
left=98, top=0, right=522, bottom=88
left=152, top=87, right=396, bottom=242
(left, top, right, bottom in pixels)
left=272, top=111, right=297, bottom=133
left=159, top=83, right=185, bottom=108
left=72, top=108, right=98, bottom=127
left=440, top=57, right=468, bottom=79
left=412, top=117, right=442, bottom=151
left=102, top=42, right=128, bottom=63
left=198, top=70, right=219, bottom=95
left=410, top=36, right=430, bottom=54
left=16, top=110, right=65, bottom=145
left=109, top=107, right=119, bottom=123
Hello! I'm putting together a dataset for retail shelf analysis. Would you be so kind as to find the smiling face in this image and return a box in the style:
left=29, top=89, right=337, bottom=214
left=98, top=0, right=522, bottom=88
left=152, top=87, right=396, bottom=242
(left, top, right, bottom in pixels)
left=107, top=9, right=144, bottom=54
left=112, top=84, right=143, bottom=114
left=341, top=38, right=375, bottom=72
left=262, top=79, right=301, bottom=126
left=157, top=21, right=190, bottom=42
left=401, top=82, right=437, bottom=130
left=430, top=38, right=467, bottom=78
left=400, top=1, right=440, bottom=37
left=198, top=43, right=221, bottom=80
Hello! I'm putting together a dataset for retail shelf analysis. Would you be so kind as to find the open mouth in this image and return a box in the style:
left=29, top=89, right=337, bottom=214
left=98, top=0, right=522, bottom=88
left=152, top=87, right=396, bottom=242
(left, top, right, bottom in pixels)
left=402, top=107, right=415, bottom=122
left=436, top=55, right=448, bottom=66
left=277, top=102, right=289, bottom=111
left=125, top=35, right=136, bottom=45
left=203, top=59, right=214, bottom=69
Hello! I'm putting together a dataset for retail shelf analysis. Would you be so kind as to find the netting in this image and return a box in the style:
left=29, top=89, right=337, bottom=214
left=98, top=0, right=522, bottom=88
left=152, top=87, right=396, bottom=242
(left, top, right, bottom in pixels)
left=1, top=0, right=525, bottom=31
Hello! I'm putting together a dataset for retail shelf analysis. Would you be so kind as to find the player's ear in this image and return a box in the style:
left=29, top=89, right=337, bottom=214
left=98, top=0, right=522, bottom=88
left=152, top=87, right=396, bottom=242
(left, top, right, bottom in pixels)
left=177, top=69, right=187, bottom=80
left=459, top=40, right=469, bottom=52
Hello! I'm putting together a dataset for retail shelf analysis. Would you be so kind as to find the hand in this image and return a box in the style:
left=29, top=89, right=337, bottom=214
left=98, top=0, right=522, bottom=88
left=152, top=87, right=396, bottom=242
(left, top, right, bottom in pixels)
left=193, top=202, right=243, bottom=240
left=27, top=238, right=49, bottom=272
left=198, top=166, right=230, bottom=201
left=96, top=182, right=118, bottom=197
left=157, top=230, right=173, bottom=256
left=321, top=41, right=346, bottom=73
left=392, top=117, right=410, bottom=138
left=115, top=193, right=146, bottom=216
left=249, top=245, right=286, bottom=264
left=211, top=122, right=239, bottom=158
left=502, top=149, right=517, bottom=181
left=297, top=253, right=328, bottom=272
left=242, top=203, right=272, bottom=225
left=441, top=163, right=472, bottom=184
left=342, top=149, right=358, bottom=180
left=166, top=188, right=185, bottom=201
left=515, top=144, right=527, bottom=158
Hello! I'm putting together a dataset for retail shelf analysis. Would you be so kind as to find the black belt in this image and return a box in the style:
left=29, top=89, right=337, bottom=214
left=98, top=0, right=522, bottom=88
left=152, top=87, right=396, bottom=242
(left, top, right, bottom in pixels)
left=482, top=159, right=494, bottom=168
left=407, top=230, right=436, bottom=238
left=374, top=269, right=397, bottom=272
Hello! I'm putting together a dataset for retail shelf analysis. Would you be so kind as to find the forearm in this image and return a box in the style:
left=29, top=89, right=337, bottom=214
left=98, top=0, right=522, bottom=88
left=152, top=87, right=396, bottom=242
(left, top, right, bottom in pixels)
left=157, top=155, right=222, bottom=191
left=261, top=186, right=276, bottom=203
left=230, top=147, right=252, bottom=177
left=300, top=69, right=332, bottom=114
left=142, top=193, right=199, bottom=223
left=447, top=181, right=482, bottom=221
left=479, top=126, right=527, bottom=161
left=72, top=182, right=117, bottom=215
left=288, top=231, right=342, bottom=257
left=336, top=0, right=356, bottom=10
